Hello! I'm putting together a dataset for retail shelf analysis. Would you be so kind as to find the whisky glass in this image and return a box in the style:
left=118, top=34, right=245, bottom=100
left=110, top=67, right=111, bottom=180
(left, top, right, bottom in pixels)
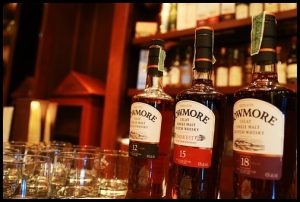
left=55, top=152, right=99, bottom=198
left=3, top=154, right=22, bottom=199
left=11, top=154, right=51, bottom=199
left=97, top=149, right=129, bottom=199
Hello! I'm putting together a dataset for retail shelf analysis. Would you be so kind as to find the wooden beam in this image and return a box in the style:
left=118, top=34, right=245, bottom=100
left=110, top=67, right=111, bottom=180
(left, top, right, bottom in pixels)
left=101, top=3, right=132, bottom=149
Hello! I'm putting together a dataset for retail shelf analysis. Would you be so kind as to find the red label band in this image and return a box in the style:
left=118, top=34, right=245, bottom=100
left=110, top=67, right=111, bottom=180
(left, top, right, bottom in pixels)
left=233, top=151, right=282, bottom=180
left=173, top=144, right=212, bottom=168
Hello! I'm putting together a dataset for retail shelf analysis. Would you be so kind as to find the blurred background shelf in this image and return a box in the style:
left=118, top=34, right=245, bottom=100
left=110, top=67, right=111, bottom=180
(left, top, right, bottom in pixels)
left=132, top=9, right=297, bottom=46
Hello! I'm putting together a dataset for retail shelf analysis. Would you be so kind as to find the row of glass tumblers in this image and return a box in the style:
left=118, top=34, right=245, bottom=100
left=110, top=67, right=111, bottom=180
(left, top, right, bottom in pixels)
left=3, top=141, right=129, bottom=199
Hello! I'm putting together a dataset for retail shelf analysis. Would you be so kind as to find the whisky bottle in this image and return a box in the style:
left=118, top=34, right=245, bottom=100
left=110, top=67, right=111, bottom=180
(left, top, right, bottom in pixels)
left=216, top=47, right=229, bottom=87
left=235, top=3, right=249, bottom=20
left=126, top=39, right=174, bottom=199
left=180, top=46, right=193, bottom=87
left=168, top=3, right=177, bottom=31
left=233, top=12, right=297, bottom=199
left=244, top=45, right=253, bottom=85
left=249, top=3, right=263, bottom=17
left=229, top=48, right=243, bottom=86
left=169, top=49, right=181, bottom=86
left=220, top=3, right=236, bottom=21
left=286, top=36, right=297, bottom=84
left=276, top=46, right=287, bottom=84
left=171, top=26, right=227, bottom=199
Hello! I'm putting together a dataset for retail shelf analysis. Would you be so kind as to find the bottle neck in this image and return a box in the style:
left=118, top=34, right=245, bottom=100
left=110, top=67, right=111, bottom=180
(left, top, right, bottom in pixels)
left=145, top=73, right=163, bottom=90
left=192, top=69, right=213, bottom=86
left=252, top=63, right=278, bottom=85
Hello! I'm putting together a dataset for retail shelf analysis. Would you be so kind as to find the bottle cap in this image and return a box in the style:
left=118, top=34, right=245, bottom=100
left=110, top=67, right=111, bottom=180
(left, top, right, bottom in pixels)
left=195, top=26, right=213, bottom=48
left=149, top=39, right=165, bottom=47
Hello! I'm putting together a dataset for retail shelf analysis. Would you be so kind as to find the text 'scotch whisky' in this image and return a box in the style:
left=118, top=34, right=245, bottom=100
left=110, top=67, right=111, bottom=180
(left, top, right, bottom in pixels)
left=126, top=39, right=174, bottom=199
left=171, top=26, right=226, bottom=199
left=233, top=12, right=297, bottom=199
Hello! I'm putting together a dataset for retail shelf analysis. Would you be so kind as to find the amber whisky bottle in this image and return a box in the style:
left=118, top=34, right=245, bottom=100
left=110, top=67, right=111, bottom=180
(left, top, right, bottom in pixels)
left=233, top=12, right=297, bottom=199
left=170, top=26, right=227, bottom=199
left=126, top=39, right=174, bottom=199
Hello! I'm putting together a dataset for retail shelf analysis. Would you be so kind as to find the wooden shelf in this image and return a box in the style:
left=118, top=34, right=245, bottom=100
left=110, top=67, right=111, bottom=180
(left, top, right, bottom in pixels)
left=128, top=83, right=297, bottom=97
left=132, top=9, right=297, bottom=46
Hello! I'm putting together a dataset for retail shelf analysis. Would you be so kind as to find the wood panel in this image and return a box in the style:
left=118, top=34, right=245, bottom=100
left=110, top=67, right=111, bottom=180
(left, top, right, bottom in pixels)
left=71, top=3, right=114, bottom=82
left=101, top=3, right=133, bottom=149
left=34, top=3, right=80, bottom=99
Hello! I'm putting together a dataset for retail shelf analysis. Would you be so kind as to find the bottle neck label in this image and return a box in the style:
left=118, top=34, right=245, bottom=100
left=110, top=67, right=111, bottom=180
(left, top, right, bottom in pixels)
left=173, top=100, right=215, bottom=168
left=233, top=98, right=284, bottom=180
left=251, top=12, right=266, bottom=56
left=129, top=102, right=162, bottom=159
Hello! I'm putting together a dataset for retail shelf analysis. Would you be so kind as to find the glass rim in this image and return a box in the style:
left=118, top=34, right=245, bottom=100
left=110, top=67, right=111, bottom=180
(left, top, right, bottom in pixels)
left=99, top=149, right=128, bottom=157
left=3, top=153, right=51, bottom=164
left=57, top=151, right=99, bottom=159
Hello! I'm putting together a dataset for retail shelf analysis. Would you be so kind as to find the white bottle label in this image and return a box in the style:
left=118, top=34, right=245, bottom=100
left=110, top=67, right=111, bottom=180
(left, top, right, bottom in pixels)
left=287, top=63, right=297, bottom=79
left=216, top=67, right=228, bottom=86
left=174, top=100, right=215, bottom=148
left=233, top=98, right=284, bottom=155
left=233, top=98, right=285, bottom=180
left=129, top=102, right=162, bottom=143
left=229, top=66, right=242, bottom=86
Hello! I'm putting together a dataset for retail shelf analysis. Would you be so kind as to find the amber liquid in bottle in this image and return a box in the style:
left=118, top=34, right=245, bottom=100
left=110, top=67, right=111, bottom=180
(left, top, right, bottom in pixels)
left=171, top=27, right=227, bottom=199
left=233, top=13, right=297, bottom=199
left=233, top=68, right=297, bottom=199
left=126, top=41, right=174, bottom=199
left=171, top=74, right=226, bottom=199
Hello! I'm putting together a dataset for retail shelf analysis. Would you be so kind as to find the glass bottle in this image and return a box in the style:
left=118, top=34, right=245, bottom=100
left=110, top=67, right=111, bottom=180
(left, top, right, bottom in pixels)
left=180, top=46, right=193, bottom=87
left=233, top=12, right=297, bottom=199
left=126, top=39, right=174, bottom=199
left=171, top=26, right=227, bottom=199
left=276, top=46, right=287, bottom=84
left=169, top=49, right=181, bottom=86
left=286, top=36, right=297, bottom=84
left=216, top=47, right=228, bottom=87
left=229, top=48, right=243, bottom=86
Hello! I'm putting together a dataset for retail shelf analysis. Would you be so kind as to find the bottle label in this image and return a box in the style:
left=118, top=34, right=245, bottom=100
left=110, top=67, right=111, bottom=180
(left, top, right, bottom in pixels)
left=287, top=63, right=297, bottom=79
left=233, top=98, right=284, bottom=180
left=129, top=102, right=162, bottom=159
left=173, top=100, right=215, bottom=168
left=251, top=11, right=266, bottom=56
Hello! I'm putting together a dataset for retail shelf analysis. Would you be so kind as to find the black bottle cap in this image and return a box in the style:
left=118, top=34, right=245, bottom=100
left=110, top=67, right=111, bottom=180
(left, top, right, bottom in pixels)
left=254, top=12, right=277, bottom=65
left=147, top=39, right=165, bottom=77
left=194, top=26, right=213, bottom=71
left=195, top=26, right=213, bottom=48
left=149, top=39, right=165, bottom=48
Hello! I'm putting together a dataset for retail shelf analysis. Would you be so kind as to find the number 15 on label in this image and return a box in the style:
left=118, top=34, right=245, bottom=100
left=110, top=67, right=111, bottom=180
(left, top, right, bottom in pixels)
left=180, top=150, right=186, bottom=158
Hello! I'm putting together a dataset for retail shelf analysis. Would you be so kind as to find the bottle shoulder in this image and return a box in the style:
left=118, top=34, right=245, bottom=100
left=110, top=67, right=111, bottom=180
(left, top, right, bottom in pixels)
left=234, top=83, right=297, bottom=98
left=176, top=84, right=226, bottom=101
left=133, top=88, right=174, bottom=102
